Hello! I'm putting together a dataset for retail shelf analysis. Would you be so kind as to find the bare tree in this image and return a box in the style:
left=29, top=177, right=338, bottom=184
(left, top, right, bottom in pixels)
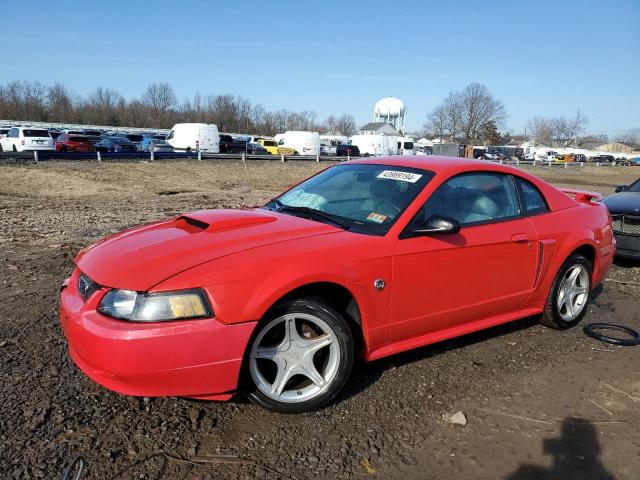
left=526, top=110, right=588, bottom=146
left=423, top=103, right=449, bottom=139
left=424, top=83, right=505, bottom=144
left=616, top=128, right=640, bottom=148
left=47, top=82, right=76, bottom=123
left=141, top=82, right=177, bottom=127
left=333, top=114, right=356, bottom=136
left=456, top=83, right=506, bottom=143
left=526, top=116, right=553, bottom=145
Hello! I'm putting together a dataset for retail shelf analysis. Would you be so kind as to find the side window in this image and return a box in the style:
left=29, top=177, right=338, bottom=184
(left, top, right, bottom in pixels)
left=515, top=177, right=549, bottom=215
left=9, top=128, right=17, bottom=138
left=419, top=172, right=521, bottom=226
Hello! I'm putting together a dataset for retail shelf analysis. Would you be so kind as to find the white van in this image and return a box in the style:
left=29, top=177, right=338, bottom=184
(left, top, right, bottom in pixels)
left=396, top=136, right=416, bottom=156
left=167, top=123, right=219, bottom=152
left=349, top=134, right=396, bottom=156
left=277, top=131, right=320, bottom=156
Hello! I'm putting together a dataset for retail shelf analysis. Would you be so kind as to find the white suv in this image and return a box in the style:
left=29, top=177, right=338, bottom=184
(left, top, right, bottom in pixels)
left=5, top=127, right=54, bottom=152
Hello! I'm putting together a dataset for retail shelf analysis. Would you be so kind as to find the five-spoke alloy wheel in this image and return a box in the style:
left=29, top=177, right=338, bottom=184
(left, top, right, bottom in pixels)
left=245, top=298, right=354, bottom=413
left=542, top=254, right=593, bottom=329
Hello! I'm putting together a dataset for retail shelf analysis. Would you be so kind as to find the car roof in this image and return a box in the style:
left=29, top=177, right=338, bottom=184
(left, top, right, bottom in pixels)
left=345, top=155, right=578, bottom=211
left=346, top=155, right=516, bottom=174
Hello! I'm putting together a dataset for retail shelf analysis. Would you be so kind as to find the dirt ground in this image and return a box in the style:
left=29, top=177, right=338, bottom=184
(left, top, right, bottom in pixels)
left=0, top=160, right=638, bottom=480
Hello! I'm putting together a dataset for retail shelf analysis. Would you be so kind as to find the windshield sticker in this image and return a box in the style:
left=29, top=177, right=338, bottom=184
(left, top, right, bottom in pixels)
left=377, top=170, right=422, bottom=183
left=366, top=212, right=387, bottom=224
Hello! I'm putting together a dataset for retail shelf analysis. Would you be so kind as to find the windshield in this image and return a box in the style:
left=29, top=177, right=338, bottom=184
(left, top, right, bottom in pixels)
left=628, top=179, right=640, bottom=193
left=266, top=164, right=434, bottom=235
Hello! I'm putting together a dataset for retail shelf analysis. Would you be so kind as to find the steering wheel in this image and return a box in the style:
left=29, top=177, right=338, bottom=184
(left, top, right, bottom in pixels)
left=376, top=201, right=401, bottom=217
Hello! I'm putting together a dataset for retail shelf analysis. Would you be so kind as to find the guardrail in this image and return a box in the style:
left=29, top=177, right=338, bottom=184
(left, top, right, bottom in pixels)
left=0, top=151, right=355, bottom=163
left=0, top=151, right=636, bottom=167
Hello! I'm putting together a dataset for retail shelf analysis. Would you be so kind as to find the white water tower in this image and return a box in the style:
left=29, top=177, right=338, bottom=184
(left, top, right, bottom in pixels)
left=373, top=97, right=406, bottom=133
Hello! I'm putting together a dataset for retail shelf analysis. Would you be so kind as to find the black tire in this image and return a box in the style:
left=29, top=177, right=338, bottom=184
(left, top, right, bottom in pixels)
left=243, top=297, right=354, bottom=413
left=12, top=145, right=17, bottom=152
left=0, top=144, right=3, bottom=152
left=541, top=254, right=592, bottom=329
left=583, top=323, right=640, bottom=346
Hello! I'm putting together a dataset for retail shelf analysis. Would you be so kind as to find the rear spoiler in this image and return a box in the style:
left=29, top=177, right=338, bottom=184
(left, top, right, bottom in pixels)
left=560, top=188, right=603, bottom=204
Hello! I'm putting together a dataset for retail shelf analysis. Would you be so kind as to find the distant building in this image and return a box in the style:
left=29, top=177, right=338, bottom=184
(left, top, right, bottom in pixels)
left=358, top=122, right=399, bottom=136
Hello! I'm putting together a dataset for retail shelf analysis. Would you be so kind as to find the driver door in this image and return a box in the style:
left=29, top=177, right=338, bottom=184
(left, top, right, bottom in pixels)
left=389, top=172, right=539, bottom=343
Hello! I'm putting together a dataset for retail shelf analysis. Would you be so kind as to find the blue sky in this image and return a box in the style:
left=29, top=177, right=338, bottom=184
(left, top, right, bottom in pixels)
left=3, top=0, right=638, bottom=136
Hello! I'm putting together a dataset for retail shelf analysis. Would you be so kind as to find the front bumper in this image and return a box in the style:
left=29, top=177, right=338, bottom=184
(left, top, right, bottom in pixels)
left=59, top=269, right=256, bottom=399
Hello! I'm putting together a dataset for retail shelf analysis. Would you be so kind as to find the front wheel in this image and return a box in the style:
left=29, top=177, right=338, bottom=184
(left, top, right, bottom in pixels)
left=244, top=298, right=354, bottom=413
left=541, top=254, right=592, bottom=329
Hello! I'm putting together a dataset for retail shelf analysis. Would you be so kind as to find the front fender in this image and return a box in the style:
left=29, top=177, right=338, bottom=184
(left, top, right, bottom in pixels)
left=154, top=235, right=396, bottom=354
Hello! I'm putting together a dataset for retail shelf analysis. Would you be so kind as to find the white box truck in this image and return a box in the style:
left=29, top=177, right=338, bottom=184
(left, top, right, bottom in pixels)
left=277, top=131, right=320, bottom=156
left=167, top=123, right=220, bottom=152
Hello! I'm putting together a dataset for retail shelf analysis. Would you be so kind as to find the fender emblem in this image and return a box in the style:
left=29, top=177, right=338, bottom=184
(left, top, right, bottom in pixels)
left=374, top=279, right=385, bottom=291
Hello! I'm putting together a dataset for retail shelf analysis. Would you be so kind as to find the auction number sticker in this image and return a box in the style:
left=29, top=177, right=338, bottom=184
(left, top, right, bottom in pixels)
left=366, top=212, right=387, bottom=224
left=377, top=170, right=422, bottom=183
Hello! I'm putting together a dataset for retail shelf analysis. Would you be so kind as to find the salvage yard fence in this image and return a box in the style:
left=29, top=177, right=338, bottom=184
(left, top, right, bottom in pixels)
left=0, top=150, right=637, bottom=169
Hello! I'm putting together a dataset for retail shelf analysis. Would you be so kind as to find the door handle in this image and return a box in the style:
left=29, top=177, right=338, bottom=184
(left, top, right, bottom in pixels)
left=511, top=233, right=530, bottom=243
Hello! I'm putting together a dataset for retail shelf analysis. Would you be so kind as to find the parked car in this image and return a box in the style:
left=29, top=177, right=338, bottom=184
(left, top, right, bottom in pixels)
left=95, top=137, right=138, bottom=153
left=256, top=138, right=294, bottom=156
left=60, top=157, right=614, bottom=413
left=139, top=137, right=174, bottom=153
left=336, top=144, right=360, bottom=156
left=166, top=123, right=220, bottom=152
left=0, top=127, right=12, bottom=152
left=603, top=178, right=640, bottom=260
left=55, top=134, right=95, bottom=152
left=4, top=127, right=54, bottom=152
left=246, top=142, right=269, bottom=155
left=590, top=155, right=615, bottom=163
left=219, top=135, right=248, bottom=153
left=114, top=133, right=144, bottom=144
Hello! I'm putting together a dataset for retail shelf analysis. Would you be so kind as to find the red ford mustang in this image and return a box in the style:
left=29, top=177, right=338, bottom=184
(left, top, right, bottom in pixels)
left=60, top=157, right=615, bottom=412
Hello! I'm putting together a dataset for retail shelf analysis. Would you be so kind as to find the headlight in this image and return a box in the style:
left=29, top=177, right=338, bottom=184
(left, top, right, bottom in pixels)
left=98, top=288, right=213, bottom=322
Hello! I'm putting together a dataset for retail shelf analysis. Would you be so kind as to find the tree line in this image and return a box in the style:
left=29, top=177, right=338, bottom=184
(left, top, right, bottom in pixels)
left=423, top=82, right=638, bottom=148
left=0, top=80, right=357, bottom=136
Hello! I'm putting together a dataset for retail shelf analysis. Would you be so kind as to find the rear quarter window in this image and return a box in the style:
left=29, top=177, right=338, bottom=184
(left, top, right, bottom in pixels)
left=515, top=177, right=549, bottom=215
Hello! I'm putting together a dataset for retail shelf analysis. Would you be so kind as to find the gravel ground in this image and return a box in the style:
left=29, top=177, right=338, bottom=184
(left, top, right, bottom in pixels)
left=0, top=160, right=638, bottom=479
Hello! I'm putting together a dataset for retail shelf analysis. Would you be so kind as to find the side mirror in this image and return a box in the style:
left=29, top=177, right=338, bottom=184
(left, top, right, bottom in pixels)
left=413, top=215, right=460, bottom=235
left=614, top=185, right=627, bottom=193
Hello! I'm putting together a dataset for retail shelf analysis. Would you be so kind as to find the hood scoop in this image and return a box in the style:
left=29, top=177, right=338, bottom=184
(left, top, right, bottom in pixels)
left=176, top=209, right=277, bottom=232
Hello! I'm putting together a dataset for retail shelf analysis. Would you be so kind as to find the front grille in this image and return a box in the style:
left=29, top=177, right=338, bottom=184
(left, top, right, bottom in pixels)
left=611, top=215, right=640, bottom=236
left=77, top=273, right=100, bottom=300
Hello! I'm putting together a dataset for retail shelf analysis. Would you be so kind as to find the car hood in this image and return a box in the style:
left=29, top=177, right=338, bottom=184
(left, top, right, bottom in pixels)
left=603, top=191, right=640, bottom=214
left=76, top=208, right=340, bottom=291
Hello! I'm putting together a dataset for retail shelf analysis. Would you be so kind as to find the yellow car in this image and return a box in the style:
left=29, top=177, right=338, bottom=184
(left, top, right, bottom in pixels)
left=257, top=138, right=295, bottom=155
left=554, top=153, right=576, bottom=163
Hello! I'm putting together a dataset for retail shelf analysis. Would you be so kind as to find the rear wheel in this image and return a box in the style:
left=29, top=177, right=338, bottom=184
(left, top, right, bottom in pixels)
left=541, top=254, right=592, bottom=329
left=244, top=297, right=354, bottom=413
